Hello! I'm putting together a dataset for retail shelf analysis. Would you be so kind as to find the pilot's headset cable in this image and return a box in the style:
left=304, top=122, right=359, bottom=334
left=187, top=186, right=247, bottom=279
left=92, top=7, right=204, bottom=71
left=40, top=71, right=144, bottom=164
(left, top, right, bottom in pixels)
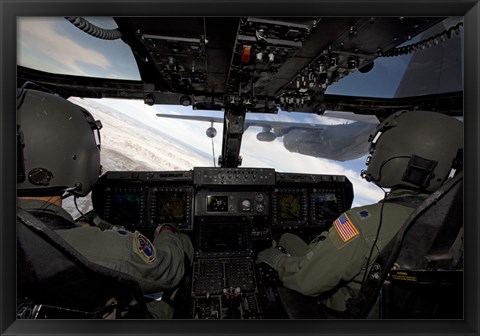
left=361, top=187, right=388, bottom=286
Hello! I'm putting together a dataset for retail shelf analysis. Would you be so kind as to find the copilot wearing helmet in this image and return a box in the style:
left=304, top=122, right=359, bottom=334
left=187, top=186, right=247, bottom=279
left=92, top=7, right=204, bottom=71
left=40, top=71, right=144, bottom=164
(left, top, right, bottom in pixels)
left=17, top=88, right=102, bottom=197
left=361, top=110, right=463, bottom=192
left=16, top=88, right=194, bottom=319
left=256, top=110, right=463, bottom=313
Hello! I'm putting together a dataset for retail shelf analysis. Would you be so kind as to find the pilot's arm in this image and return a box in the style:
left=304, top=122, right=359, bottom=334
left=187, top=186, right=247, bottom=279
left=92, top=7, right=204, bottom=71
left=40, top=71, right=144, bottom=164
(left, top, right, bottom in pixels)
left=277, top=228, right=367, bottom=293
left=56, top=225, right=194, bottom=293
left=256, top=214, right=369, bottom=310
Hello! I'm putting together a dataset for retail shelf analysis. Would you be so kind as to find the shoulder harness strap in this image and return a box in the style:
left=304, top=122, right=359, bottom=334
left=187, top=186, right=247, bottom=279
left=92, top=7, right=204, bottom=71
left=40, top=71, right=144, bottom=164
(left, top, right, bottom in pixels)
left=381, top=194, right=427, bottom=209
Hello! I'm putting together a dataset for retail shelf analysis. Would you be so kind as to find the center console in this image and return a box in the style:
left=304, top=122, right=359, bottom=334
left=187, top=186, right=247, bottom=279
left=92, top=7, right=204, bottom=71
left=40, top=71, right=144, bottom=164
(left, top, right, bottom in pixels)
left=91, top=167, right=353, bottom=319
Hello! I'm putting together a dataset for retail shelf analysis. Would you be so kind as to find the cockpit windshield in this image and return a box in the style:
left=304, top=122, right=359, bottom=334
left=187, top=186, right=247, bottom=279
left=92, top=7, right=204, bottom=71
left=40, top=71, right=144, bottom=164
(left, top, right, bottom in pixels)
left=17, top=16, right=464, bottom=208
left=18, top=17, right=140, bottom=80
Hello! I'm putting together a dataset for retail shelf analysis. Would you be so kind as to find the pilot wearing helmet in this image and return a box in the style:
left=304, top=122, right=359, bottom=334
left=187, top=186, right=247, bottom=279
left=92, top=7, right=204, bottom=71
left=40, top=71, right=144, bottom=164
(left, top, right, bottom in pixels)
left=256, top=110, right=463, bottom=313
left=16, top=88, right=194, bottom=319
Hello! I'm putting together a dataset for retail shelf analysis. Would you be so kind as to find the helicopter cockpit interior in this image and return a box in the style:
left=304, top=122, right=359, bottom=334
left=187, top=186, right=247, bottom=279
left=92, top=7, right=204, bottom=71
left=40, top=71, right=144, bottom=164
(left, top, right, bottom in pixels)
left=12, top=14, right=469, bottom=322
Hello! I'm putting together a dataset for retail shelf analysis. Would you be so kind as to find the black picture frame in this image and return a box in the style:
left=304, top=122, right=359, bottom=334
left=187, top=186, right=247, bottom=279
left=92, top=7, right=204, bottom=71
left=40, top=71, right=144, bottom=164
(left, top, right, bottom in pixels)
left=1, top=1, right=478, bottom=335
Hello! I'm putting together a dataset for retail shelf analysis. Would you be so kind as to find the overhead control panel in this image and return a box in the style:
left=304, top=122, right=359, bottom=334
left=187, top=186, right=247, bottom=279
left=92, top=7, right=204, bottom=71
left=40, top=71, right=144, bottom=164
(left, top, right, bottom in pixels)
left=225, top=18, right=314, bottom=109
left=24, top=17, right=459, bottom=116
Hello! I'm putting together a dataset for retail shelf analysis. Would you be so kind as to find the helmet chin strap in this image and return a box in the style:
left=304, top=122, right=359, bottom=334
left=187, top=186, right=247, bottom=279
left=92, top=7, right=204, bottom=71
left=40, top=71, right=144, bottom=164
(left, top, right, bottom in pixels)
left=61, top=185, right=81, bottom=199
left=61, top=185, right=87, bottom=218
left=447, top=148, right=463, bottom=180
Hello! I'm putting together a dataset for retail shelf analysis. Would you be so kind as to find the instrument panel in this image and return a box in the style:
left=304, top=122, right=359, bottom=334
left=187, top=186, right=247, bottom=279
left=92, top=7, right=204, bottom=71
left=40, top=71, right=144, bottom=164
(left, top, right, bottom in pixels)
left=92, top=167, right=353, bottom=235
left=91, top=167, right=353, bottom=319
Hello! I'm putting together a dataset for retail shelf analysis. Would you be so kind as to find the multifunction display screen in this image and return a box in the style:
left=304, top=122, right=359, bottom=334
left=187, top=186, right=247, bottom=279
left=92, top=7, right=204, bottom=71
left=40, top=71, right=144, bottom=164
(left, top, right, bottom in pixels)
left=151, top=187, right=192, bottom=230
left=108, top=190, right=143, bottom=225
left=276, top=192, right=304, bottom=221
left=206, top=195, right=229, bottom=212
left=312, top=192, right=339, bottom=222
left=156, top=193, right=187, bottom=224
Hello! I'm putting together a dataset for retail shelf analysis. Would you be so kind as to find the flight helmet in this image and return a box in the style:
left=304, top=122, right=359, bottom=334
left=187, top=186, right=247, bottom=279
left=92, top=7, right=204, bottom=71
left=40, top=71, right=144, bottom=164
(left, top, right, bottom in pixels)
left=17, top=88, right=102, bottom=197
left=361, top=110, right=463, bottom=192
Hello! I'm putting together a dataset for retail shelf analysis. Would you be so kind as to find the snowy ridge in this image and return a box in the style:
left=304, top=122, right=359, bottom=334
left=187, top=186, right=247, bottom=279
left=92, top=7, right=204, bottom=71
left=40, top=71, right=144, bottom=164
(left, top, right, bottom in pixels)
left=64, top=98, right=212, bottom=217
left=70, top=97, right=211, bottom=171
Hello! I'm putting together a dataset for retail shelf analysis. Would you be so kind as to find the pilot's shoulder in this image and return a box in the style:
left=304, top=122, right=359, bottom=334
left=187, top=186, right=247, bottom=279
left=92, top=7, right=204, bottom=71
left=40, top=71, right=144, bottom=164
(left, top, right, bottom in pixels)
left=346, top=203, right=384, bottom=223
left=327, top=211, right=361, bottom=249
left=328, top=205, right=380, bottom=248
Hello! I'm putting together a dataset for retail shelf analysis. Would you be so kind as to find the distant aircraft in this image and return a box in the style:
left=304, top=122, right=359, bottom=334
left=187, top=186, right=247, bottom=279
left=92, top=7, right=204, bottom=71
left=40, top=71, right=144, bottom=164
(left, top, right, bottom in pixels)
left=156, top=112, right=378, bottom=161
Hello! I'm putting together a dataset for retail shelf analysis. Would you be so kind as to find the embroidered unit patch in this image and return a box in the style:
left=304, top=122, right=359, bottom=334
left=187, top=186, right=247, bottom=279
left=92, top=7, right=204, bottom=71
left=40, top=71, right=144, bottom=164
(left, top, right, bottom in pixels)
left=133, top=231, right=156, bottom=263
left=357, top=209, right=371, bottom=219
left=333, top=213, right=359, bottom=243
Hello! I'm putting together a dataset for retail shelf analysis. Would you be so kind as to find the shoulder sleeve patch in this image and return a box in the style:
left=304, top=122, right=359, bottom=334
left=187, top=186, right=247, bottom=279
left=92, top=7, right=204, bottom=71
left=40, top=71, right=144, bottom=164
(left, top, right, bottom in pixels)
left=333, top=213, right=359, bottom=243
left=133, top=231, right=156, bottom=263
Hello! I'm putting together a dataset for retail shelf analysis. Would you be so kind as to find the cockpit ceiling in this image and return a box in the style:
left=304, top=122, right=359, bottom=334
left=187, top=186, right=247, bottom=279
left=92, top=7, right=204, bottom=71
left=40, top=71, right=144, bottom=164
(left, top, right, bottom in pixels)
left=17, top=17, right=463, bottom=117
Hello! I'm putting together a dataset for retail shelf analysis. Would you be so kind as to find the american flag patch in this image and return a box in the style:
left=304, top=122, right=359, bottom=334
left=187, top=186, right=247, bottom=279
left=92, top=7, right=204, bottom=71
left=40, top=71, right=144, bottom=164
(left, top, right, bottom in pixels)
left=333, top=213, right=359, bottom=243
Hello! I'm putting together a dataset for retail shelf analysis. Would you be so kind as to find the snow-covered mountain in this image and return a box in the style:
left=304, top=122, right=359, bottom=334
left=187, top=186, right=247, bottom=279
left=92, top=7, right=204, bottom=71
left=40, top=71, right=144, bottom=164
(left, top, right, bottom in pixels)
left=72, top=97, right=212, bottom=171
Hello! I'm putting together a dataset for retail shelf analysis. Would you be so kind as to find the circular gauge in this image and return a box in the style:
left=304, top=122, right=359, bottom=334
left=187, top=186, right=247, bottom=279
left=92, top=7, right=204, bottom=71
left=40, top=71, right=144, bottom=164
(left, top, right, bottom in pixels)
left=255, top=193, right=264, bottom=202
left=256, top=204, right=265, bottom=213
left=241, top=199, right=251, bottom=211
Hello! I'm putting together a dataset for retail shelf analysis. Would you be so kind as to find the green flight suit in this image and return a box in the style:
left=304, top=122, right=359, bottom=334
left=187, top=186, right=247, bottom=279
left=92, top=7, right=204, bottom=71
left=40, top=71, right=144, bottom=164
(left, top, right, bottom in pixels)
left=17, top=199, right=194, bottom=318
left=271, top=190, right=428, bottom=312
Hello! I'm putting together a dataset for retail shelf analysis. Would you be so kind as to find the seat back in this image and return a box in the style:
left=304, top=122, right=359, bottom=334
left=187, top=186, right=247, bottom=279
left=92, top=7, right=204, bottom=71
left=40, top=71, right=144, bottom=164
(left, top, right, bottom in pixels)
left=17, top=208, right=152, bottom=319
left=347, top=172, right=463, bottom=319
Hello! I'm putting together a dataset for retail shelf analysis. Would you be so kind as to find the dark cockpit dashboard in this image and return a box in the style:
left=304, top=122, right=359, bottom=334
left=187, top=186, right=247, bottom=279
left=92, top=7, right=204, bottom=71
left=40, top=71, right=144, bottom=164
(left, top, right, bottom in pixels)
left=92, top=167, right=353, bottom=236
left=91, top=167, right=353, bottom=319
